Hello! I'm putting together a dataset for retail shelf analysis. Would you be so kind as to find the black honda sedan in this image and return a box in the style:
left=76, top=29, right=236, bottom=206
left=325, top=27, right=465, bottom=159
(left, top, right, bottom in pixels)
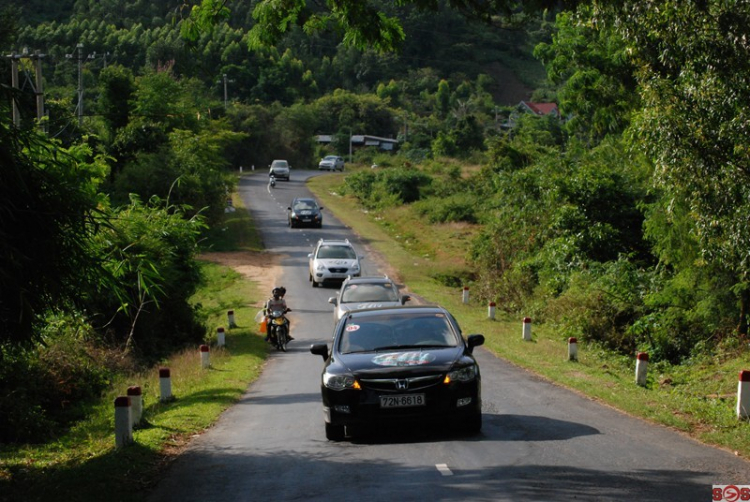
left=288, top=197, right=323, bottom=228
left=310, top=305, right=484, bottom=441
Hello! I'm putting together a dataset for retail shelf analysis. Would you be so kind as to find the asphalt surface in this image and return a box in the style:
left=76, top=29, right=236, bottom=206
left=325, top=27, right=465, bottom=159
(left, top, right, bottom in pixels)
left=146, top=170, right=750, bottom=502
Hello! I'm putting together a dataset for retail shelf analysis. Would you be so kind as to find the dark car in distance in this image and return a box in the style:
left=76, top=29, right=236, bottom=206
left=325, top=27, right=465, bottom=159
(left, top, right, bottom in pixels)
left=288, top=197, right=323, bottom=228
left=310, top=305, right=484, bottom=441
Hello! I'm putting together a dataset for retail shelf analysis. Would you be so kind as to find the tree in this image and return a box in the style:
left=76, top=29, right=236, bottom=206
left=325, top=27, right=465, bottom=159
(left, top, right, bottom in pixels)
left=184, top=0, right=563, bottom=52
left=533, top=6, right=638, bottom=144
left=0, top=106, right=109, bottom=350
left=596, top=1, right=750, bottom=334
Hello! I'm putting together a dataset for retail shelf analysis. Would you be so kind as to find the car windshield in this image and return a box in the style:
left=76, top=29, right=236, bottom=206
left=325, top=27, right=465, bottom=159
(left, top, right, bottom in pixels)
left=341, top=283, right=398, bottom=303
left=324, top=156, right=336, bottom=160
left=317, top=245, right=356, bottom=259
left=338, top=313, right=458, bottom=354
left=293, top=200, right=317, bottom=211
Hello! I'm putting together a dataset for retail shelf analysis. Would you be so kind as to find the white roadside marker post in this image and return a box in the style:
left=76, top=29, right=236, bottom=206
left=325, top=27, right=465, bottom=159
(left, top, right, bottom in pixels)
left=200, top=344, right=210, bottom=369
left=127, top=386, right=142, bottom=427
left=737, top=370, right=750, bottom=419
left=522, top=317, right=532, bottom=341
left=217, top=327, right=226, bottom=347
left=159, top=368, right=173, bottom=402
left=568, top=337, right=578, bottom=361
left=462, top=286, right=469, bottom=304
left=635, top=352, right=649, bottom=386
left=488, top=302, right=496, bottom=320
left=114, top=396, right=133, bottom=448
left=227, top=310, right=237, bottom=328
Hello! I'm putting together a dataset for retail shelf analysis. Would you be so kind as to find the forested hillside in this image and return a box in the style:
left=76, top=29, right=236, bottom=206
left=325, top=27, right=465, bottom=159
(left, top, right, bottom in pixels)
left=3, top=0, right=750, bottom=449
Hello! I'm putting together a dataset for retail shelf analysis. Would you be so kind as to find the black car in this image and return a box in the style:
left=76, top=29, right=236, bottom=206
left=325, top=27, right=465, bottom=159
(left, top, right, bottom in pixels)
left=288, top=197, right=323, bottom=228
left=310, top=305, right=484, bottom=441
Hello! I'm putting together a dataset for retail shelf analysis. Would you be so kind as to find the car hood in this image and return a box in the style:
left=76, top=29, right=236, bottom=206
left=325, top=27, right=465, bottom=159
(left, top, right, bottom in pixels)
left=339, top=347, right=464, bottom=375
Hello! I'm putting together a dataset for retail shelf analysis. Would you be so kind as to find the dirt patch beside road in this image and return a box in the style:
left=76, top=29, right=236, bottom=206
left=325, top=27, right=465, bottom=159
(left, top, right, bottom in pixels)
left=199, top=251, right=281, bottom=307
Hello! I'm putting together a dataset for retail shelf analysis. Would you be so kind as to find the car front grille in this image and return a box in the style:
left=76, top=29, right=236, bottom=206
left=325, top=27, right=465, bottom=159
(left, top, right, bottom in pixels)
left=328, top=267, right=348, bottom=273
left=359, top=374, right=443, bottom=392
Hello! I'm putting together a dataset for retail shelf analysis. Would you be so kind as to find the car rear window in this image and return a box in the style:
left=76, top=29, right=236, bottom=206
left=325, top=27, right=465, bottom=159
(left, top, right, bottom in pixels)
left=317, top=245, right=356, bottom=259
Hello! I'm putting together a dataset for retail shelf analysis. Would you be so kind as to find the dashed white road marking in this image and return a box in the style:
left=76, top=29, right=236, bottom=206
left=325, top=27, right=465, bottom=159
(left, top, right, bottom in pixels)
left=436, top=464, right=453, bottom=476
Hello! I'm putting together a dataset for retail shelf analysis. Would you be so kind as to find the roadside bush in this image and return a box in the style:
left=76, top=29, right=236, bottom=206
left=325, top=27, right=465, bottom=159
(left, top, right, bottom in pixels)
left=343, top=167, right=433, bottom=209
left=0, top=324, right=117, bottom=443
left=545, top=258, right=646, bottom=355
left=413, top=193, right=478, bottom=223
left=86, top=196, right=208, bottom=362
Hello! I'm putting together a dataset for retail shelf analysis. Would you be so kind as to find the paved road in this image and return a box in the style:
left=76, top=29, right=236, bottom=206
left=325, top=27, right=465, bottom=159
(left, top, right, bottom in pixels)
left=147, top=170, right=750, bottom=501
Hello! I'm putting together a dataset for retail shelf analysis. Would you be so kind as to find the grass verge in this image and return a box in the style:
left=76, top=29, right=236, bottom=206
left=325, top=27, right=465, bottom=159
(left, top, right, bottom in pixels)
left=0, top=177, right=268, bottom=502
left=309, top=170, right=750, bottom=459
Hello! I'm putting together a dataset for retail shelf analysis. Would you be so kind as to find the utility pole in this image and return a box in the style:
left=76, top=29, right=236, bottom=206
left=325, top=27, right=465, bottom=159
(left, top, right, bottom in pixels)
left=33, top=50, right=45, bottom=130
left=223, top=74, right=228, bottom=108
left=5, top=47, right=46, bottom=131
left=66, top=43, right=84, bottom=126
left=8, top=52, right=20, bottom=127
left=216, top=73, right=234, bottom=109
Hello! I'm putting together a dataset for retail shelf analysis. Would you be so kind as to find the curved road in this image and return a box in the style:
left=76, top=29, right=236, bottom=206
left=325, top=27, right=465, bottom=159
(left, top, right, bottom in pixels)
left=147, top=171, right=750, bottom=501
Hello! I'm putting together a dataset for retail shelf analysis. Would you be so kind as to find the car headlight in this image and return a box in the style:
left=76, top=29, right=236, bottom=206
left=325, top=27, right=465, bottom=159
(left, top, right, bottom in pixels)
left=445, top=365, right=478, bottom=383
left=323, top=372, right=361, bottom=391
left=350, top=263, right=360, bottom=272
left=316, top=263, right=327, bottom=271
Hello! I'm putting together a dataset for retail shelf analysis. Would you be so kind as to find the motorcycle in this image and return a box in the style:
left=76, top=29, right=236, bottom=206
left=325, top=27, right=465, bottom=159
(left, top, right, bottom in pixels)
left=269, top=175, right=276, bottom=188
left=266, top=308, right=291, bottom=351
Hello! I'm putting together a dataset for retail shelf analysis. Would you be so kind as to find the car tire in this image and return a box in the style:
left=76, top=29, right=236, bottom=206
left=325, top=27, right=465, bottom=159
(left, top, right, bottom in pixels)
left=325, top=423, right=345, bottom=441
left=465, top=413, right=482, bottom=434
left=312, top=279, right=318, bottom=288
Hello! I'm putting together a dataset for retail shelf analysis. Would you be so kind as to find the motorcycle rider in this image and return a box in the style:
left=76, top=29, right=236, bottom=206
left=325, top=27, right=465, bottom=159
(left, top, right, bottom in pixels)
left=264, top=287, right=293, bottom=341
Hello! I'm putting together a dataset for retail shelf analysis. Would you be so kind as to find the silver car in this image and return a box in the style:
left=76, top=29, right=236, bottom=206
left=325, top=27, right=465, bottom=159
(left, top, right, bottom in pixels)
left=269, top=159, right=291, bottom=181
left=329, top=275, right=411, bottom=323
left=318, top=155, right=345, bottom=171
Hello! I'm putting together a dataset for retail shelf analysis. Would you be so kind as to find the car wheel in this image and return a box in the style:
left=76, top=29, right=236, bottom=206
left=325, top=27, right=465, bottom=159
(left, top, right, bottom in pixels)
left=325, top=423, right=345, bottom=441
left=465, top=413, right=482, bottom=434
left=312, top=279, right=318, bottom=288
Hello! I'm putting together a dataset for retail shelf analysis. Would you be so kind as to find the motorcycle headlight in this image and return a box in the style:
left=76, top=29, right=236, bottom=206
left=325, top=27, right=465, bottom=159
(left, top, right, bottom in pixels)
left=323, top=372, right=361, bottom=391
left=273, top=318, right=285, bottom=325
left=444, top=365, right=478, bottom=384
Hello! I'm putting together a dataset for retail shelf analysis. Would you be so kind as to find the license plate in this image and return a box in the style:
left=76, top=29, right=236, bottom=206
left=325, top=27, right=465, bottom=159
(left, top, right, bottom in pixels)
left=380, top=394, right=425, bottom=408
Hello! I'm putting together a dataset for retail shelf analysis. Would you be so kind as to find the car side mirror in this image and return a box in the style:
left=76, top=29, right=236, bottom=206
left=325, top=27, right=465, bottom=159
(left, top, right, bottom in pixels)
left=310, top=343, right=329, bottom=360
left=287, top=207, right=292, bottom=211
left=466, top=334, right=485, bottom=354
left=320, top=207, right=324, bottom=211
left=328, top=297, right=338, bottom=306
left=401, top=295, right=411, bottom=303
left=308, top=253, right=313, bottom=258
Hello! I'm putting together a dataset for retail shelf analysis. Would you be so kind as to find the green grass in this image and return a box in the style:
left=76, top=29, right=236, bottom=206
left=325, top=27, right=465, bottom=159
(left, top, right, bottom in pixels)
left=0, top=180, right=269, bottom=502
left=309, top=168, right=750, bottom=459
